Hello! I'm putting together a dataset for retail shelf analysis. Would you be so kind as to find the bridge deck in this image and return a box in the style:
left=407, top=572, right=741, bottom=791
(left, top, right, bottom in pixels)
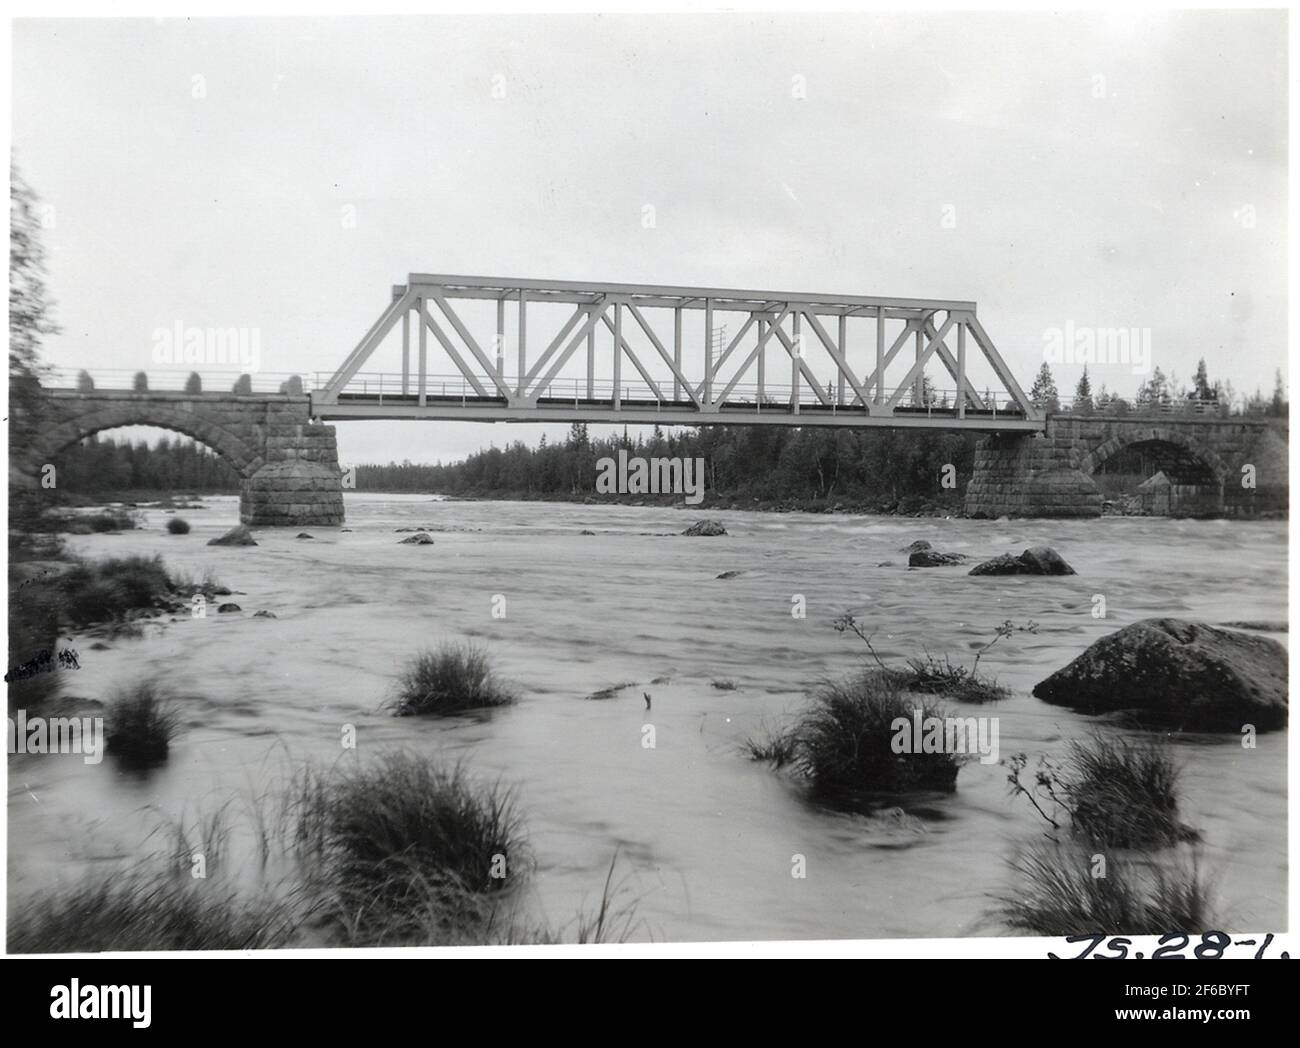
left=316, top=390, right=1043, bottom=430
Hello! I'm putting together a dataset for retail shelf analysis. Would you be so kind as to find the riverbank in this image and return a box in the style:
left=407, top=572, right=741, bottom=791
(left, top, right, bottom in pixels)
left=62, top=485, right=964, bottom=516
left=429, top=488, right=967, bottom=516
left=59, top=484, right=1290, bottom=521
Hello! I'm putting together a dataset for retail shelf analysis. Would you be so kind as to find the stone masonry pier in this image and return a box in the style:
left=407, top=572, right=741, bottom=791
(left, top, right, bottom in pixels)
left=22, top=390, right=345, bottom=527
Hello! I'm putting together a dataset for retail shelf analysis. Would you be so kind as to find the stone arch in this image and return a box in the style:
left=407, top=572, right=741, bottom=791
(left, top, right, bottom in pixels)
left=27, top=402, right=263, bottom=478
left=1077, top=425, right=1230, bottom=484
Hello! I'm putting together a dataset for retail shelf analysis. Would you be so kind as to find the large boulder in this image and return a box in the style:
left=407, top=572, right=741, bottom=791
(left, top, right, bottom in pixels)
left=683, top=520, right=727, bottom=537
left=207, top=525, right=257, bottom=547
left=909, top=549, right=968, bottom=567
left=399, top=533, right=434, bottom=545
left=1032, top=618, right=1288, bottom=731
left=969, top=546, right=1075, bottom=576
left=901, top=540, right=933, bottom=554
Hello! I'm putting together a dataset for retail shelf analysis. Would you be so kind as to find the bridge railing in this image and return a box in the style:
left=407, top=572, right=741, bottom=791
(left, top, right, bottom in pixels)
left=38, top=369, right=1045, bottom=418
left=43, top=367, right=316, bottom=394
left=39, top=365, right=1033, bottom=417
left=1046, top=395, right=1233, bottom=418
left=325, top=370, right=1029, bottom=415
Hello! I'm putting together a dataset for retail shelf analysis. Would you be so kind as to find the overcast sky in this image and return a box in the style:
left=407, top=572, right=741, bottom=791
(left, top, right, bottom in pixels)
left=13, top=10, right=1287, bottom=464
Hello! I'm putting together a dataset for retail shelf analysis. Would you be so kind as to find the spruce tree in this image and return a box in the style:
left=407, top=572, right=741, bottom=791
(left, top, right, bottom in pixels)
left=1030, top=362, right=1060, bottom=412
left=1074, top=366, right=1093, bottom=413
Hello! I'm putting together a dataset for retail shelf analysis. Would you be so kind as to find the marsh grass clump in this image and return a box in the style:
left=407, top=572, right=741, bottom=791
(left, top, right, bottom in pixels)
left=88, top=555, right=173, bottom=608
left=169, top=566, right=226, bottom=600
left=1067, top=735, right=1194, bottom=848
left=292, top=753, right=528, bottom=944
left=45, top=508, right=139, bottom=535
left=166, top=517, right=191, bottom=535
left=795, top=671, right=963, bottom=803
left=389, top=643, right=517, bottom=716
left=896, top=652, right=1009, bottom=704
left=105, top=681, right=180, bottom=768
left=63, top=576, right=131, bottom=627
left=992, top=843, right=1219, bottom=936
left=833, top=613, right=1033, bottom=704
left=747, top=670, right=963, bottom=806
left=1007, top=734, right=1197, bottom=849
left=61, top=554, right=176, bottom=626
left=7, top=874, right=294, bottom=953
left=82, top=509, right=139, bottom=533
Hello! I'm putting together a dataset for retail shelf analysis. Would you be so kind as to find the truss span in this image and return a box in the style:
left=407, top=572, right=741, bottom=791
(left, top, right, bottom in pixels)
left=315, top=275, right=1045, bottom=432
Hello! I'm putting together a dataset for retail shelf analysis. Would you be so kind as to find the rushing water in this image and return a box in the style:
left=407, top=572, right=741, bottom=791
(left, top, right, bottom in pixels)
left=8, top=494, right=1288, bottom=941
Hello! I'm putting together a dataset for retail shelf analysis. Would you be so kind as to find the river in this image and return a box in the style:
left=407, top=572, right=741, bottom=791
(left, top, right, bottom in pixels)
left=7, top=494, right=1288, bottom=942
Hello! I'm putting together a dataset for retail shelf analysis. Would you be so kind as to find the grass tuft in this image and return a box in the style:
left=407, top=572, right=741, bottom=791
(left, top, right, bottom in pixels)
left=1007, top=734, right=1198, bottom=849
left=833, top=613, right=1030, bottom=704
left=81, top=509, right=139, bottom=533
left=992, top=843, right=1219, bottom=936
left=105, top=680, right=181, bottom=768
left=1066, top=735, right=1195, bottom=848
left=893, top=653, right=1009, bottom=704
left=794, top=671, right=963, bottom=803
left=747, top=670, right=963, bottom=806
left=292, top=752, right=529, bottom=944
left=388, top=643, right=517, bottom=716
left=166, top=517, right=191, bottom=535
left=7, top=875, right=294, bottom=953
left=61, top=555, right=175, bottom=626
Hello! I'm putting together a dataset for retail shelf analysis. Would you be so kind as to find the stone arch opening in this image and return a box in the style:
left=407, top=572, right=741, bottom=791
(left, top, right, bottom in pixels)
left=44, top=423, right=247, bottom=496
left=1080, top=429, right=1226, bottom=516
left=29, top=407, right=263, bottom=480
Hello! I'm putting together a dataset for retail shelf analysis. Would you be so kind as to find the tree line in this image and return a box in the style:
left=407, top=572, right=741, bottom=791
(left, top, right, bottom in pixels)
left=52, top=435, right=241, bottom=494
left=355, top=423, right=980, bottom=508
left=1029, top=358, right=1288, bottom=416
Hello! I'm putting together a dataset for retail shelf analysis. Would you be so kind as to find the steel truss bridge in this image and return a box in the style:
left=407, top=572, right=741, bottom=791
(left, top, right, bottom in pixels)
left=314, top=275, right=1045, bottom=432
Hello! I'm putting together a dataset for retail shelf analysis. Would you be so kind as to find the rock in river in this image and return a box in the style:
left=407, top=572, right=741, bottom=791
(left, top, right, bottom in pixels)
left=683, top=520, right=727, bottom=537
left=399, top=533, right=435, bottom=545
left=969, top=546, right=1075, bottom=575
left=908, top=549, right=968, bottom=567
left=207, top=525, right=257, bottom=547
left=1032, top=618, right=1288, bottom=731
